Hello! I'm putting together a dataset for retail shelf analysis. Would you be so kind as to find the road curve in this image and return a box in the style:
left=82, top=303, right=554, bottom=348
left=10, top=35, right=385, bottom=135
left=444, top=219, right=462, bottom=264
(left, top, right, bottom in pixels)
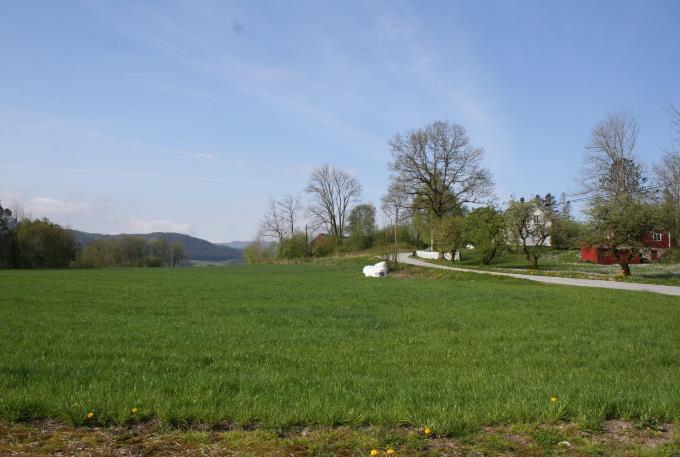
left=397, top=253, right=680, bottom=297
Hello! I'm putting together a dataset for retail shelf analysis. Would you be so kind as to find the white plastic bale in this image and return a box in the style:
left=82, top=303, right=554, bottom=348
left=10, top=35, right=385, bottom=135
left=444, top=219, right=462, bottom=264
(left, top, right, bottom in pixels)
left=363, top=261, right=388, bottom=278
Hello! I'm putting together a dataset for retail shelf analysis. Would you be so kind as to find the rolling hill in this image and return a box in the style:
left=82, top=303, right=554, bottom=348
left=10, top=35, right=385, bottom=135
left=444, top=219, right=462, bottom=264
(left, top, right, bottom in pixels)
left=68, top=230, right=242, bottom=263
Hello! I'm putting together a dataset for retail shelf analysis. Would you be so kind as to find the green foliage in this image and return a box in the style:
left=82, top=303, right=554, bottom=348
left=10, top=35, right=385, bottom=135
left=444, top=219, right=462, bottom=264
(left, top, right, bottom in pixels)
left=505, top=197, right=551, bottom=268
left=144, top=256, right=164, bottom=267
left=243, top=239, right=276, bottom=264
left=587, top=195, right=658, bottom=275
left=1, top=263, right=680, bottom=431
left=550, top=217, right=584, bottom=250
left=0, top=202, right=19, bottom=268
left=465, top=206, right=506, bottom=265
left=78, top=236, right=184, bottom=268
left=346, top=204, right=377, bottom=250
left=15, top=218, right=77, bottom=268
left=659, top=247, right=680, bottom=264
left=278, top=232, right=308, bottom=259
left=433, top=215, right=465, bottom=258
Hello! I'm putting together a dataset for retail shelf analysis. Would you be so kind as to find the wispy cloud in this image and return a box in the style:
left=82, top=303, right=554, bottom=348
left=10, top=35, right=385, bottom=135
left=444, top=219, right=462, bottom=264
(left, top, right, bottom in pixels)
left=125, top=218, right=192, bottom=234
left=30, top=197, right=92, bottom=215
left=0, top=165, right=299, bottom=188
left=167, top=149, right=247, bottom=166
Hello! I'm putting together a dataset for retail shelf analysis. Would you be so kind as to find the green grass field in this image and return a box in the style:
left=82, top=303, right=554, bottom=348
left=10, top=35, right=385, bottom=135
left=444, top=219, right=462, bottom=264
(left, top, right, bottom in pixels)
left=1, top=260, right=680, bottom=436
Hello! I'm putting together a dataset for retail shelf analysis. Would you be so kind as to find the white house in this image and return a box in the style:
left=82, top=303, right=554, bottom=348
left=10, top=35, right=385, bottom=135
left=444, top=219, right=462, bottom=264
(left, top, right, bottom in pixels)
left=524, top=207, right=552, bottom=247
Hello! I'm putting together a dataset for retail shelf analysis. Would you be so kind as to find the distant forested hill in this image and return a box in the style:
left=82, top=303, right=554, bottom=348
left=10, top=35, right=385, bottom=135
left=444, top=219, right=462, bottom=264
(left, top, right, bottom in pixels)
left=218, top=241, right=252, bottom=250
left=68, top=230, right=242, bottom=262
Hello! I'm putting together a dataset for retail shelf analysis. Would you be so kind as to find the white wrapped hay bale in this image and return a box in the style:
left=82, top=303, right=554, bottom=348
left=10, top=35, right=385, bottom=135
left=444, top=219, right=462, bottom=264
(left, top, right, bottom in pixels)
left=363, top=261, right=388, bottom=278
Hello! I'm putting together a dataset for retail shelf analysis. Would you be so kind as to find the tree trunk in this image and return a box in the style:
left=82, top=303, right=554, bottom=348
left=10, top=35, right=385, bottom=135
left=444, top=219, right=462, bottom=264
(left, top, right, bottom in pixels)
left=482, top=246, right=496, bottom=265
left=619, top=263, right=631, bottom=276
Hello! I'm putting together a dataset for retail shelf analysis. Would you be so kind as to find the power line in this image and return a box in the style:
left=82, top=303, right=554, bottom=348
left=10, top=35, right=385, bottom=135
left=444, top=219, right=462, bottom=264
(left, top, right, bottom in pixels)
left=557, top=180, right=680, bottom=206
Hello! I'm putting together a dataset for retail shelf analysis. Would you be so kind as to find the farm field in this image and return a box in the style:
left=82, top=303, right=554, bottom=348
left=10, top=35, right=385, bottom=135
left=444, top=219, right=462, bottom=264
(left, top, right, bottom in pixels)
left=1, top=260, right=680, bottom=454
left=430, top=248, right=680, bottom=286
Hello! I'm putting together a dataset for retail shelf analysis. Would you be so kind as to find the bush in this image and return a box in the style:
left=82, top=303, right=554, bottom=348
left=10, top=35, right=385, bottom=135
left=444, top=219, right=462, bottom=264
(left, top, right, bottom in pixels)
left=144, top=256, right=164, bottom=267
left=243, top=239, right=276, bottom=264
left=659, top=248, right=680, bottom=264
left=278, top=233, right=308, bottom=259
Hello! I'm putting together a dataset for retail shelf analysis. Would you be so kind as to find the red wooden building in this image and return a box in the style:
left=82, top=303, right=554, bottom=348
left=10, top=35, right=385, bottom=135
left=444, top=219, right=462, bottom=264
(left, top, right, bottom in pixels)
left=580, top=231, right=672, bottom=264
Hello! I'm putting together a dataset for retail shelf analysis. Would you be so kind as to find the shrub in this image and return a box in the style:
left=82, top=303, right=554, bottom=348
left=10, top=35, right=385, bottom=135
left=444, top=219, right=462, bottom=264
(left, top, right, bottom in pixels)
left=144, top=256, right=164, bottom=267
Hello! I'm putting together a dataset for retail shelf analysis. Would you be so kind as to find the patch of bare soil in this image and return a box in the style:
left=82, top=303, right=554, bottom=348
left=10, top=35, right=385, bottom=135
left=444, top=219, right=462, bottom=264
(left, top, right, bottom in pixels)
left=1, top=420, right=679, bottom=456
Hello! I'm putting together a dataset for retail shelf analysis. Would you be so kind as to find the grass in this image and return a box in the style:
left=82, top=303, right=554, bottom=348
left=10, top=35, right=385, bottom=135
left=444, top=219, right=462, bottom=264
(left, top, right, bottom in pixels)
left=429, top=248, right=680, bottom=286
left=1, top=259, right=680, bottom=437
left=2, top=420, right=678, bottom=456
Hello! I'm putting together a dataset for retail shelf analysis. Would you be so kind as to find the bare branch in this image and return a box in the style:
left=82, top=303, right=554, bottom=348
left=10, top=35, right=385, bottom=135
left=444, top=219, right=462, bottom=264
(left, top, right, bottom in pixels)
left=388, top=120, right=494, bottom=219
left=305, top=164, right=362, bottom=241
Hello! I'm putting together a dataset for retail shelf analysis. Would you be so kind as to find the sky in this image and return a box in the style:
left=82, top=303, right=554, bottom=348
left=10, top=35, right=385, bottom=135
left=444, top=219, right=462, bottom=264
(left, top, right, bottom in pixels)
left=1, top=0, right=679, bottom=242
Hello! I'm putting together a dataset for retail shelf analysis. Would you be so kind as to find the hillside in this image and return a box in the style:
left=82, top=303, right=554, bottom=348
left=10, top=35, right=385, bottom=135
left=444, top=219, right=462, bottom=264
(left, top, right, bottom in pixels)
left=218, top=240, right=252, bottom=250
left=68, top=230, right=242, bottom=262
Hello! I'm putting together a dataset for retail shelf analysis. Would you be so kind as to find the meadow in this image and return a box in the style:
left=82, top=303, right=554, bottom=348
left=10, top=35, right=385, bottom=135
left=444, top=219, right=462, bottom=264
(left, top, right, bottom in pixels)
left=1, top=259, right=680, bottom=437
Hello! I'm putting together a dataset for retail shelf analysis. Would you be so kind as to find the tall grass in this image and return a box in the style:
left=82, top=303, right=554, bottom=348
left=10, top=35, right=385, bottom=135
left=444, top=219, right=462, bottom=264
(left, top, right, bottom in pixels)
left=1, top=260, right=679, bottom=434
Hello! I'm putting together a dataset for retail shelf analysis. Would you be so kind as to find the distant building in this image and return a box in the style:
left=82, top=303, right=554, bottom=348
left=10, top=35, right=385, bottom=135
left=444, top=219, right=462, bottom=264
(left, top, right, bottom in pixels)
left=310, top=233, right=328, bottom=252
left=525, top=207, right=552, bottom=247
left=580, top=231, right=671, bottom=264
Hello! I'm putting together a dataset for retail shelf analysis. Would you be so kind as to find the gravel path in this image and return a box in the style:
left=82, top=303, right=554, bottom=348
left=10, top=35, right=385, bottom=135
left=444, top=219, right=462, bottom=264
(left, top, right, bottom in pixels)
left=398, top=253, right=680, bottom=297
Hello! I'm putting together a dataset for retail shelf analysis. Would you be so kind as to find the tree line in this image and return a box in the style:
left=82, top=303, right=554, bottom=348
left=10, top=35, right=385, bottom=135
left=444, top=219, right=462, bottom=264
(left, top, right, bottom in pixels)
left=250, top=103, right=680, bottom=277
left=0, top=207, right=185, bottom=269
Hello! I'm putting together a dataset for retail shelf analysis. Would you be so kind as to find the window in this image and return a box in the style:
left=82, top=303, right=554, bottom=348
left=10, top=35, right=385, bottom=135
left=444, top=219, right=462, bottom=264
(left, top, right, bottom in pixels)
left=533, top=215, right=540, bottom=224
left=652, top=233, right=662, bottom=242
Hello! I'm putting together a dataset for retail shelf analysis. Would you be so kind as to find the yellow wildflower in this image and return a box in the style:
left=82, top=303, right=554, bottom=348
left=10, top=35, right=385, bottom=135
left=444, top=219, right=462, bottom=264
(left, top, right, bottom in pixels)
left=386, top=449, right=395, bottom=455
left=370, top=450, right=380, bottom=456
left=550, top=395, right=558, bottom=403
left=424, top=427, right=432, bottom=436
left=131, top=407, right=138, bottom=414
left=86, top=412, right=94, bottom=418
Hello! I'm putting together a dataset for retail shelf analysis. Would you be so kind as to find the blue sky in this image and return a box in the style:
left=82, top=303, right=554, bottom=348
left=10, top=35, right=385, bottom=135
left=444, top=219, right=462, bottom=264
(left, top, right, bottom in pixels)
left=1, top=0, right=678, bottom=241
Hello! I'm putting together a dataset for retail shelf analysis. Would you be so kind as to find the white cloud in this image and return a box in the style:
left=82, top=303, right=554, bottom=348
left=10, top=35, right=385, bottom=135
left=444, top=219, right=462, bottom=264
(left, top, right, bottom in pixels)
left=29, top=197, right=92, bottom=215
left=126, top=218, right=192, bottom=234
left=170, top=149, right=215, bottom=161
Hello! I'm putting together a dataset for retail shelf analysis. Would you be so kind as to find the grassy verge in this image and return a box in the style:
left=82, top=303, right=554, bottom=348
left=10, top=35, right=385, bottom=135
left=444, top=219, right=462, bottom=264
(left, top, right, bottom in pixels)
left=1, top=260, right=680, bottom=435
left=1, top=420, right=678, bottom=456
left=424, top=248, right=680, bottom=286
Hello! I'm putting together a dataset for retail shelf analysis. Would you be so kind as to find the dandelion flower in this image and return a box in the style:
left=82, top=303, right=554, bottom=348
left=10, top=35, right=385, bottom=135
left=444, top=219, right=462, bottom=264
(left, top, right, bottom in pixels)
left=86, top=412, right=94, bottom=418
left=370, top=450, right=380, bottom=456
left=550, top=395, right=558, bottom=403
left=131, top=407, right=138, bottom=414
left=386, top=449, right=395, bottom=455
left=424, top=427, right=432, bottom=436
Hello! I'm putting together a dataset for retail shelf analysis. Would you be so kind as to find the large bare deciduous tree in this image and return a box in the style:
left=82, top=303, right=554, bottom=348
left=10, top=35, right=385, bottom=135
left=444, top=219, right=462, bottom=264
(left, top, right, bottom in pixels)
left=305, top=164, right=362, bottom=243
left=581, top=113, right=653, bottom=276
left=259, top=193, right=303, bottom=244
left=581, top=112, right=646, bottom=197
left=388, top=120, right=494, bottom=219
left=278, top=194, right=303, bottom=238
left=260, top=198, right=286, bottom=244
left=654, top=103, right=680, bottom=246
left=668, top=102, right=680, bottom=149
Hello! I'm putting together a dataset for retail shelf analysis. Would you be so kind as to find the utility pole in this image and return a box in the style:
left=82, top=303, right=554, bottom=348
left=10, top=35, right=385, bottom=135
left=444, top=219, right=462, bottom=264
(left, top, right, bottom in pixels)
left=305, top=224, right=308, bottom=260
left=393, top=206, right=399, bottom=268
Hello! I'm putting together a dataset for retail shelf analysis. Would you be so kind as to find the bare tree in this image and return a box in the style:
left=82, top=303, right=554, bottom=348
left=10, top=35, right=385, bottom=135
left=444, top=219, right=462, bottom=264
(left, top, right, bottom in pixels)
left=668, top=102, right=680, bottom=150
left=655, top=147, right=680, bottom=247
left=278, top=194, right=303, bottom=238
left=581, top=112, right=646, bottom=197
left=388, top=121, right=494, bottom=220
left=381, top=179, right=411, bottom=266
left=305, top=164, right=362, bottom=243
left=581, top=113, right=653, bottom=276
left=259, top=198, right=286, bottom=244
